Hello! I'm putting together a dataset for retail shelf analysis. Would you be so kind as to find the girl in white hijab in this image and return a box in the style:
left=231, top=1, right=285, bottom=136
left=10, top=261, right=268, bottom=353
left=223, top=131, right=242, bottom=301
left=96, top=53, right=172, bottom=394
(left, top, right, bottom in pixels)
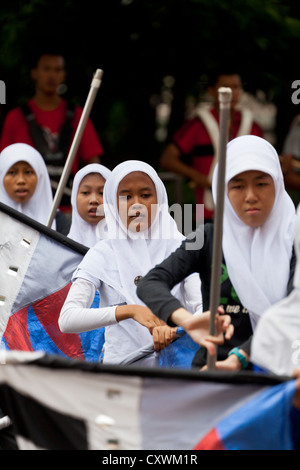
left=59, top=160, right=205, bottom=365
left=137, top=135, right=296, bottom=371
left=251, top=204, right=300, bottom=376
left=68, top=163, right=111, bottom=247
left=215, top=135, right=296, bottom=331
left=208, top=134, right=296, bottom=369
left=0, top=143, right=56, bottom=228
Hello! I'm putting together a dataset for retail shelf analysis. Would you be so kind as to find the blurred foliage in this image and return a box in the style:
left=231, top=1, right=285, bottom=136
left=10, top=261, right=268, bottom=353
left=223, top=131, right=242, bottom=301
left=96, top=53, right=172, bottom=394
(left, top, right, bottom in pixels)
left=0, top=0, right=300, bottom=166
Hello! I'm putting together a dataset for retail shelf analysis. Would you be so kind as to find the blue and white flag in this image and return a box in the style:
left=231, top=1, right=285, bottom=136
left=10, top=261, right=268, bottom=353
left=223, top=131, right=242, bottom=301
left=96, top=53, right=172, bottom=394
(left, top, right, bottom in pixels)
left=0, top=203, right=103, bottom=361
left=0, top=351, right=298, bottom=451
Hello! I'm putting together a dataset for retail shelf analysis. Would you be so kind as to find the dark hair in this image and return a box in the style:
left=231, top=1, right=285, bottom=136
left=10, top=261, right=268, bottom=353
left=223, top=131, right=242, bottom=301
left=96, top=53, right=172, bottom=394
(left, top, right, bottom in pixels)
left=29, top=43, right=66, bottom=69
left=207, top=68, right=242, bottom=87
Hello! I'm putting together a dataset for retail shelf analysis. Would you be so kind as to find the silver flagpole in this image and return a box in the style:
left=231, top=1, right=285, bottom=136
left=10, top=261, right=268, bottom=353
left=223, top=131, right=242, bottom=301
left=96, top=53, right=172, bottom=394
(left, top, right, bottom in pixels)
left=207, top=87, right=232, bottom=370
left=46, top=69, right=103, bottom=228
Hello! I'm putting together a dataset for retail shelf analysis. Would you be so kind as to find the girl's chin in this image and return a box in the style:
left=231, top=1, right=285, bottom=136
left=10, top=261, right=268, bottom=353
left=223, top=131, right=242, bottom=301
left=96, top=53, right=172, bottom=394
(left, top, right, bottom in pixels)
left=128, top=222, right=149, bottom=233
left=12, top=195, right=31, bottom=203
left=86, top=215, right=104, bottom=225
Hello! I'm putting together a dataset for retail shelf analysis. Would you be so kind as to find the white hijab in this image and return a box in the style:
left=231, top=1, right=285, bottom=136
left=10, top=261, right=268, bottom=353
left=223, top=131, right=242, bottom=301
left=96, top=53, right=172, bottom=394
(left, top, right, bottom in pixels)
left=212, top=135, right=296, bottom=329
left=0, top=143, right=56, bottom=228
left=68, top=164, right=112, bottom=247
left=74, top=160, right=184, bottom=305
left=251, top=205, right=300, bottom=376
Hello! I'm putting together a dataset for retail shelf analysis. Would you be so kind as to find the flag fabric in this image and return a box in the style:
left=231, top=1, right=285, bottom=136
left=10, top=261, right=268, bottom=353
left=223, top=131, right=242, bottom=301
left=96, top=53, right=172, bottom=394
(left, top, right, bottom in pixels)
left=0, top=203, right=104, bottom=362
left=0, top=203, right=197, bottom=367
left=195, top=379, right=296, bottom=450
left=0, top=351, right=297, bottom=451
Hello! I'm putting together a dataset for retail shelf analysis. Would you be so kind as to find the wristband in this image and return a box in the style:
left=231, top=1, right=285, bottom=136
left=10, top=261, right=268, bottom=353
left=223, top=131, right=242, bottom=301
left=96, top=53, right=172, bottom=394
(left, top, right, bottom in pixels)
left=228, top=347, right=249, bottom=369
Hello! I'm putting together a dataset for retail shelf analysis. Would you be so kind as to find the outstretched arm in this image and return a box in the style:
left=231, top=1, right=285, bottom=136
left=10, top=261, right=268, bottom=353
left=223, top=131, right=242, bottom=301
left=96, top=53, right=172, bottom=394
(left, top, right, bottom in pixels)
left=160, top=143, right=211, bottom=188
left=170, top=307, right=234, bottom=357
left=59, top=278, right=164, bottom=334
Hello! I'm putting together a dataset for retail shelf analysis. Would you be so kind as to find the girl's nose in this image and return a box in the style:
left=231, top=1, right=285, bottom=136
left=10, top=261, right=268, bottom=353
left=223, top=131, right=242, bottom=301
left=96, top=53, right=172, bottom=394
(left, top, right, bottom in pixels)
left=130, top=201, right=145, bottom=217
left=90, top=192, right=101, bottom=204
left=131, top=194, right=144, bottom=206
left=245, top=186, right=258, bottom=202
left=16, top=172, right=26, bottom=184
left=132, top=200, right=143, bottom=208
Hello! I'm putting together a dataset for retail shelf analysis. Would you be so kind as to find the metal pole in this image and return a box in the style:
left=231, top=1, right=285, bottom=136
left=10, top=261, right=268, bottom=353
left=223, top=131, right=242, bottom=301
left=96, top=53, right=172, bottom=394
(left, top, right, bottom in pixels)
left=207, top=87, right=232, bottom=370
left=46, top=69, right=103, bottom=228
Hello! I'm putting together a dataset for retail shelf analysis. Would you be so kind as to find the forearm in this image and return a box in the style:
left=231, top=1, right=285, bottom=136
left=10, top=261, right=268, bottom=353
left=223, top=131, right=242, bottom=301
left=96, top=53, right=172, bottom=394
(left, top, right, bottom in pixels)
left=162, top=155, right=209, bottom=186
left=59, top=278, right=117, bottom=333
left=170, top=307, right=194, bottom=327
left=160, top=144, right=210, bottom=188
left=115, top=304, right=151, bottom=322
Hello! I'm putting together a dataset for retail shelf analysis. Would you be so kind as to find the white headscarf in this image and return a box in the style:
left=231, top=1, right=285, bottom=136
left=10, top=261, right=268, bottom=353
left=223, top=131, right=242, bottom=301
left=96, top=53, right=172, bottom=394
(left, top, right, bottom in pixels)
left=212, top=135, right=296, bottom=329
left=73, top=160, right=184, bottom=305
left=0, top=143, right=56, bottom=228
left=68, top=164, right=112, bottom=247
left=251, top=205, right=300, bottom=376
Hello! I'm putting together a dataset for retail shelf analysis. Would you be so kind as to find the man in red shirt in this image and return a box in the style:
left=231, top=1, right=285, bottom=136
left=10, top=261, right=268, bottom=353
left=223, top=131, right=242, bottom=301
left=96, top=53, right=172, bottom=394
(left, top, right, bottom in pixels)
left=160, top=72, right=263, bottom=222
left=0, top=52, right=104, bottom=211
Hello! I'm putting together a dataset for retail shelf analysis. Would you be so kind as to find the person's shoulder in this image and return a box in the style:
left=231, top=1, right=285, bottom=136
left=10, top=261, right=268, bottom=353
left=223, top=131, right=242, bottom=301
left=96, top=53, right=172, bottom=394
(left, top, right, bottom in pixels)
left=3, top=105, right=26, bottom=120
left=236, top=108, right=263, bottom=136
left=89, top=237, right=113, bottom=254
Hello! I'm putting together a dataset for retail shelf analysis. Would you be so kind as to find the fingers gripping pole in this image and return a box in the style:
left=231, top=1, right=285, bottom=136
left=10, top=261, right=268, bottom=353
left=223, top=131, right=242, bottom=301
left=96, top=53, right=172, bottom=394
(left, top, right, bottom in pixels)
left=46, top=69, right=103, bottom=228
left=207, top=87, right=232, bottom=371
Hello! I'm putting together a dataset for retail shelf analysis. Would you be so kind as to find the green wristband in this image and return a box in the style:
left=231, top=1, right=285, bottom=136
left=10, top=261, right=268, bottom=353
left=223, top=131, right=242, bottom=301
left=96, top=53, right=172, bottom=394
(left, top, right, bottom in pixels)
left=228, top=347, right=249, bottom=369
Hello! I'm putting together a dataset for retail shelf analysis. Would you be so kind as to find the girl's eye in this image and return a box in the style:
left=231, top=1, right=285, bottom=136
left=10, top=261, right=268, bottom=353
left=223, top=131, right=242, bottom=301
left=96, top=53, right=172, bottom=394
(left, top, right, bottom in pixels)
left=141, top=193, right=151, bottom=198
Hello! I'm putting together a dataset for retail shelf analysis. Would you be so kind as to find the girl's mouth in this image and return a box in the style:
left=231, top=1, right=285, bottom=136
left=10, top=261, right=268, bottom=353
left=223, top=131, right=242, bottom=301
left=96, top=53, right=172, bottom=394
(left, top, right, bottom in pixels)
left=129, top=212, right=145, bottom=220
left=15, top=189, right=29, bottom=198
left=246, top=208, right=259, bottom=214
left=88, top=208, right=98, bottom=217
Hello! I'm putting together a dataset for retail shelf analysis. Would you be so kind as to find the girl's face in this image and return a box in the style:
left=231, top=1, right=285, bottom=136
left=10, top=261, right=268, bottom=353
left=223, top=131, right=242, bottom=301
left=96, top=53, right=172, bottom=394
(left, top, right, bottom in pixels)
left=76, top=173, right=106, bottom=225
left=227, top=170, right=275, bottom=228
left=117, top=171, right=158, bottom=233
left=3, top=161, right=38, bottom=203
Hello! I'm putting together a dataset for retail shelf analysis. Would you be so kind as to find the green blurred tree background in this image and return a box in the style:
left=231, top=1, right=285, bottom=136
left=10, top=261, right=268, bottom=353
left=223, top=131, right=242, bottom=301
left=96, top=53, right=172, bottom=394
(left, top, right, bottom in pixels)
left=0, top=0, right=300, bottom=169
